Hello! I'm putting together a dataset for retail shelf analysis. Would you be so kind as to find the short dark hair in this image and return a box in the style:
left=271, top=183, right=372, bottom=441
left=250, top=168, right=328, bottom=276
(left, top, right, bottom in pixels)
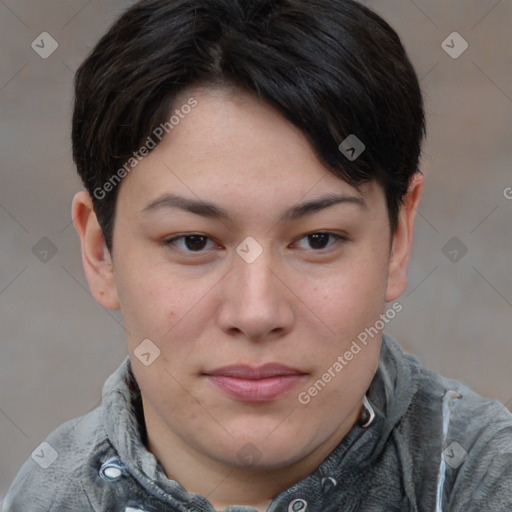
left=72, top=0, right=426, bottom=254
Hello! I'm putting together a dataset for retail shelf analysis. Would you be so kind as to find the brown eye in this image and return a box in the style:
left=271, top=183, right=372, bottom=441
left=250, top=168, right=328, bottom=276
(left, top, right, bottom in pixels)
left=294, top=232, right=346, bottom=251
left=164, top=234, right=214, bottom=252
left=307, top=233, right=331, bottom=250
left=183, top=235, right=208, bottom=251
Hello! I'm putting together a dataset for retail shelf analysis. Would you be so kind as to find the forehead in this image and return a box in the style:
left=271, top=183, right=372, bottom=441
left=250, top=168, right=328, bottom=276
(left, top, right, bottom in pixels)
left=116, top=86, right=385, bottom=218
left=158, top=86, right=327, bottom=180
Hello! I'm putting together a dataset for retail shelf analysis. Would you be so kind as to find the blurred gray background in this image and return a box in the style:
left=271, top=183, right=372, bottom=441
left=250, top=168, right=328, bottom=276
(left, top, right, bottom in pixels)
left=1, top=0, right=511, bottom=497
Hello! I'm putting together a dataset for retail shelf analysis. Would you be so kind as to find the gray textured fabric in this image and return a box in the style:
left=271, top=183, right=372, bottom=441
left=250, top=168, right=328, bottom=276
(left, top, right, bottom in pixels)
left=3, top=333, right=512, bottom=511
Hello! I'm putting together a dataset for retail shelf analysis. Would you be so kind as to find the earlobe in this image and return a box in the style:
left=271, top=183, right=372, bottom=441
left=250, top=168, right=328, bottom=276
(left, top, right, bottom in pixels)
left=71, top=190, right=120, bottom=310
left=385, top=172, right=424, bottom=302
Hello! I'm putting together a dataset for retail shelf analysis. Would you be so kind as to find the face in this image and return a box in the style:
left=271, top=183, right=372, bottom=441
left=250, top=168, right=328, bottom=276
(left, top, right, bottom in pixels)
left=74, top=86, right=420, bottom=481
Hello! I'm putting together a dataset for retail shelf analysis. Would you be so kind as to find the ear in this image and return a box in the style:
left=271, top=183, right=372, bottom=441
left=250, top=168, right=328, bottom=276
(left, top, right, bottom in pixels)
left=385, top=172, right=424, bottom=302
left=71, top=190, right=120, bottom=310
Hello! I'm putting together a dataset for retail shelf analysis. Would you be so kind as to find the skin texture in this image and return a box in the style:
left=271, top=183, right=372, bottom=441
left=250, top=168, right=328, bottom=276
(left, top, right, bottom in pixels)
left=72, top=86, right=423, bottom=510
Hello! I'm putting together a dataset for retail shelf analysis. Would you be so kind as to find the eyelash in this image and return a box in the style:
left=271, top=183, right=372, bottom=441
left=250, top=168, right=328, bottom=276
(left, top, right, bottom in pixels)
left=162, top=231, right=349, bottom=254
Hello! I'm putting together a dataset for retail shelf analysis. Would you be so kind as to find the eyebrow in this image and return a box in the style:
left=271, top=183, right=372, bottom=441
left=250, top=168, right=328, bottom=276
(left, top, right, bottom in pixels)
left=140, top=192, right=366, bottom=222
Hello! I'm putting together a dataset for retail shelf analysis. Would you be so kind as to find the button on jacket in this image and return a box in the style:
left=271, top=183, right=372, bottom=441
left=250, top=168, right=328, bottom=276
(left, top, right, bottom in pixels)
left=4, top=333, right=512, bottom=511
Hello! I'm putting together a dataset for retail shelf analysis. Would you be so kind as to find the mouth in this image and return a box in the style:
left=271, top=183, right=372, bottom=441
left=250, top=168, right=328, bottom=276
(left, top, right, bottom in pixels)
left=204, top=363, right=308, bottom=402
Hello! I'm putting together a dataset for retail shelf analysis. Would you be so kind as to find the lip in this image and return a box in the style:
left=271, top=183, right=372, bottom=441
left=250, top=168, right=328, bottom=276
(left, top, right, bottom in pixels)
left=205, top=364, right=307, bottom=402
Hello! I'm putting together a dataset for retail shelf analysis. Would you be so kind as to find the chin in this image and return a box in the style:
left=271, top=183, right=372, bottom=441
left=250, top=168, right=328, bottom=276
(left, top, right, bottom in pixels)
left=226, top=445, right=307, bottom=471
left=210, top=428, right=314, bottom=469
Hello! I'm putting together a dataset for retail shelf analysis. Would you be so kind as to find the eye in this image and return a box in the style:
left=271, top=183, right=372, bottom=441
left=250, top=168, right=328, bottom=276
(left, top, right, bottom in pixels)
left=163, top=234, right=217, bottom=253
left=293, top=231, right=347, bottom=251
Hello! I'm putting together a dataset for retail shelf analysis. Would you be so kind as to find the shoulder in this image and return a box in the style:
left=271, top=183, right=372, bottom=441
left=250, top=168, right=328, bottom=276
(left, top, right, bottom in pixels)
left=2, top=406, right=113, bottom=512
left=388, top=335, right=512, bottom=509
left=384, top=333, right=509, bottom=425
left=435, top=375, right=512, bottom=510
left=402, top=339, right=511, bottom=435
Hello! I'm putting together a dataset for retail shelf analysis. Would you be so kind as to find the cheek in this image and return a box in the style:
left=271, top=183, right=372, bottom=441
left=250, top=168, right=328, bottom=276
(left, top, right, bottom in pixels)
left=116, top=262, right=220, bottom=363
left=303, top=251, right=389, bottom=381
left=318, top=259, right=388, bottom=333
left=132, top=362, right=206, bottom=434
left=113, top=260, right=184, bottom=347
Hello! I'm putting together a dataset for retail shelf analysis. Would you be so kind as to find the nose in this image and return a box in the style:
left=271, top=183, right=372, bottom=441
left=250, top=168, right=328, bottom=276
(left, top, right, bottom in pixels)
left=216, top=242, right=295, bottom=342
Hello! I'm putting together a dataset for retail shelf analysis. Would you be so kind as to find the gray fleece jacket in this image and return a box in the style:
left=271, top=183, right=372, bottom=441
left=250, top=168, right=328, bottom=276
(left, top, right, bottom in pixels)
left=3, top=333, right=512, bottom=512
